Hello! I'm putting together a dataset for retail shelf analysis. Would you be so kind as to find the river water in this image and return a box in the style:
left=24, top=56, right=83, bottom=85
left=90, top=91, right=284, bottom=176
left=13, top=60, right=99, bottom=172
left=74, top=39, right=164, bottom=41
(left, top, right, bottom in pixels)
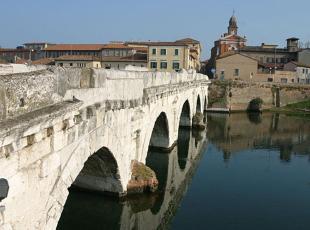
left=57, top=113, right=310, bottom=230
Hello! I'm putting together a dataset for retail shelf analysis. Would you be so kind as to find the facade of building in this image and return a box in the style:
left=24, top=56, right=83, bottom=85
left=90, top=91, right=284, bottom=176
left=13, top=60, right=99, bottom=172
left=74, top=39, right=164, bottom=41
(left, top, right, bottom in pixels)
left=239, top=38, right=299, bottom=71
left=216, top=53, right=257, bottom=81
left=55, top=55, right=101, bottom=68
left=101, top=43, right=147, bottom=69
left=127, top=38, right=201, bottom=72
left=298, top=49, right=310, bottom=66
left=44, top=44, right=105, bottom=58
left=101, top=54, right=147, bottom=69
left=284, top=61, right=310, bottom=84
left=0, top=47, right=32, bottom=63
left=147, top=43, right=189, bottom=72
left=216, top=53, right=298, bottom=83
left=23, top=42, right=54, bottom=60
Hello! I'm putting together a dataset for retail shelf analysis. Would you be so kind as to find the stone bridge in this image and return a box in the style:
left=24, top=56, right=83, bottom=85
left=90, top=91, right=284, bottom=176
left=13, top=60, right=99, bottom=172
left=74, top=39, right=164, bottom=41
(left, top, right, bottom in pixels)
left=0, top=68, right=209, bottom=230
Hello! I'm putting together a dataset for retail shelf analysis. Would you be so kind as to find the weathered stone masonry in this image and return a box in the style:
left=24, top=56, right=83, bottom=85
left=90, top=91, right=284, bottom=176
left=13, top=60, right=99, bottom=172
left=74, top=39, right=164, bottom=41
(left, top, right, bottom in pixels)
left=208, top=80, right=310, bottom=111
left=0, top=68, right=209, bottom=230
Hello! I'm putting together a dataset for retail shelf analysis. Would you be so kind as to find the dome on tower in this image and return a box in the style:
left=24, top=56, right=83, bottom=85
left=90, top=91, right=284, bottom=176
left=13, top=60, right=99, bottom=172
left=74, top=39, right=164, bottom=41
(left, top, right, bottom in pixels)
left=229, top=15, right=237, bottom=27
left=228, top=14, right=238, bottom=35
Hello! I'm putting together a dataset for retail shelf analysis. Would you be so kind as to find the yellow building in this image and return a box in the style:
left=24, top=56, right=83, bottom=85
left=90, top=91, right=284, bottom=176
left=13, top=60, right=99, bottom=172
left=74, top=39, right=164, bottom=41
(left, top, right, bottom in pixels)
left=147, top=42, right=189, bottom=72
left=128, top=38, right=201, bottom=72
left=55, top=55, right=101, bottom=68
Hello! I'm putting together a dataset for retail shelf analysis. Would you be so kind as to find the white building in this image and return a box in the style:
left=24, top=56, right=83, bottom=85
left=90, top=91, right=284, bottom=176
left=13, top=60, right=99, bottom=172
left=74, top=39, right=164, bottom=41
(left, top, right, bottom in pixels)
left=284, top=61, right=310, bottom=84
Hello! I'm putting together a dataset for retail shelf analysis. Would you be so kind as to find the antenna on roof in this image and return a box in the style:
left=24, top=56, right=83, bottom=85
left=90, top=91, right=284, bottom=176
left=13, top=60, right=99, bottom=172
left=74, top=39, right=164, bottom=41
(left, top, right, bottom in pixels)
left=233, top=9, right=235, bottom=16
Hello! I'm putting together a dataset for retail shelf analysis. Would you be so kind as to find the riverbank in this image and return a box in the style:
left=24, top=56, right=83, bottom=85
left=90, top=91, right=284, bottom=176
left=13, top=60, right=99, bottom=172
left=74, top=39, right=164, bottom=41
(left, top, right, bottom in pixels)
left=268, top=100, right=310, bottom=117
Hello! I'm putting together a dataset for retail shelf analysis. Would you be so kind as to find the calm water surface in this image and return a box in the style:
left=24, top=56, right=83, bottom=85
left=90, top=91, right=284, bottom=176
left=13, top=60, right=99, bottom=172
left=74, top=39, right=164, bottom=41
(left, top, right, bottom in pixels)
left=58, top=113, right=310, bottom=230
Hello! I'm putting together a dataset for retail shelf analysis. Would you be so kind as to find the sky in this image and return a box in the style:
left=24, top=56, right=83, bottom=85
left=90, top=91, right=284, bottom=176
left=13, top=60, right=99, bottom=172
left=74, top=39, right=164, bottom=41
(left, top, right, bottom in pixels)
left=1, top=0, right=310, bottom=59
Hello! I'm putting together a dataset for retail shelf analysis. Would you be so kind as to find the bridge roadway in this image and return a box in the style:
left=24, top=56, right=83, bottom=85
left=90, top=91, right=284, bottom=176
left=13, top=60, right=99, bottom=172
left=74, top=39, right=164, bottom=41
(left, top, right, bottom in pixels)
left=0, top=67, right=210, bottom=230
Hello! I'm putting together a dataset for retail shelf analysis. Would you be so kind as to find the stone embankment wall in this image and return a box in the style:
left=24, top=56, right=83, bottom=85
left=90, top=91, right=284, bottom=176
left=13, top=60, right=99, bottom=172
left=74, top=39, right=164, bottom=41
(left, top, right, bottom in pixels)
left=209, top=80, right=310, bottom=111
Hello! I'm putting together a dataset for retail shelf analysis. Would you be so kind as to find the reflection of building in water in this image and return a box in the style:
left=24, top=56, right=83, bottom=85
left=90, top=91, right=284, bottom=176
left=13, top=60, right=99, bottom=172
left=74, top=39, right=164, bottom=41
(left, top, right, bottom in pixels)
left=207, top=113, right=310, bottom=162
left=58, top=129, right=207, bottom=230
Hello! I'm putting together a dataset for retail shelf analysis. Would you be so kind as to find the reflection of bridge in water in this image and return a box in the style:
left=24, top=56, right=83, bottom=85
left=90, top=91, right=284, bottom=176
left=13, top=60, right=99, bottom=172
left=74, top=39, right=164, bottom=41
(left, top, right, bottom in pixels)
left=207, top=112, right=310, bottom=162
left=58, top=129, right=207, bottom=230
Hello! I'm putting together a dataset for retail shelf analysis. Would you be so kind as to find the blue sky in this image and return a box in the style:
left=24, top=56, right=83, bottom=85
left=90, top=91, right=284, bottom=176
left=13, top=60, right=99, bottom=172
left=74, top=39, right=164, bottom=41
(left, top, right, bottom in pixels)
left=1, top=0, right=309, bottom=58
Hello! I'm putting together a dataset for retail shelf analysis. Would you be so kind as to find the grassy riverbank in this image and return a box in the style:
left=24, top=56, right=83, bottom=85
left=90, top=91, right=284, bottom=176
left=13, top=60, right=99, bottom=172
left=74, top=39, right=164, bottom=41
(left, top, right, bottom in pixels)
left=269, top=100, right=310, bottom=117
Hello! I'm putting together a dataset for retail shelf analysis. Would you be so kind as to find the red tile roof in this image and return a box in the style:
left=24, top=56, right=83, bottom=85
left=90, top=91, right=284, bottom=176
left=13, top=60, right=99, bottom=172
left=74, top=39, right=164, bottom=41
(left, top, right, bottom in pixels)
left=32, top=58, right=55, bottom=65
left=0, top=48, right=30, bottom=52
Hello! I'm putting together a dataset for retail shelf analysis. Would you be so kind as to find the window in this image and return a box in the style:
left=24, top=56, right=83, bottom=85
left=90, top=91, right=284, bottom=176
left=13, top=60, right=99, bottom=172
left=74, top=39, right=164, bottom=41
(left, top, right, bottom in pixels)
left=266, top=57, right=270, bottom=63
left=70, top=63, right=73, bottom=66
left=152, top=48, right=156, bottom=55
left=160, top=49, right=167, bottom=55
left=281, top=78, right=288, bottom=83
left=234, top=69, right=239, bottom=76
left=172, top=62, right=180, bottom=70
left=58, top=63, right=63, bottom=67
left=260, top=57, right=264, bottom=63
left=268, top=78, right=273, bottom=82
left=174, top=49, right=179, bottom=56
left=160, top=61, right=167, bottom=69
left=220, top=70, right=225, bottom=80
left=150, top=61, right=157, bottom=69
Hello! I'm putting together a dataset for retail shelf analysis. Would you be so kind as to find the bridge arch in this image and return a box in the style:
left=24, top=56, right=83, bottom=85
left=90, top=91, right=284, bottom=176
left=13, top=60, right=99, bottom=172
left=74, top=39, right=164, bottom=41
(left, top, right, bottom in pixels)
left=204, top=96, right=208, bottom=111
left=196, top=95, right=202, bottom=113
left=72, top=146, right=123, bottom=194
left=140, top=110, right=173, bottom=163
left=179, top=100, right=191, bottom=127
left=149, top=112, right=170, bottom=149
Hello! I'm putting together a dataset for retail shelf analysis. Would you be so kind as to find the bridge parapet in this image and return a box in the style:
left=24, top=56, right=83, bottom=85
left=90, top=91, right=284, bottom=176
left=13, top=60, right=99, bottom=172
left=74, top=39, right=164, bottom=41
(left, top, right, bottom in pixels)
left=0, top=68, right=208, bottom=121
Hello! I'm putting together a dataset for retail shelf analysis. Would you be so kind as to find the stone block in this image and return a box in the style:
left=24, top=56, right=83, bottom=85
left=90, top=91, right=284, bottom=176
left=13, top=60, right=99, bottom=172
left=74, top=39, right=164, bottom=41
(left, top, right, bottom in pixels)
left=40, top=153, right=60, bottom=178
left=16, top=137, right=28, bottom=150
left=67, top=129, right=76, bottom=145
left=52, top=131, right=66, bottom=152
left=1, top=135, right=15, bottom=147
left=19, top=137, right=52, bottom=169
left=23, top=125, right=41, bottom=137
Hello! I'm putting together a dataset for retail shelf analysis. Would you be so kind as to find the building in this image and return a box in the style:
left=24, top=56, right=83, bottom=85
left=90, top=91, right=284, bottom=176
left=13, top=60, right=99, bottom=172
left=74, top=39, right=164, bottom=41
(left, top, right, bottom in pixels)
left=23, top=42, right=54, bottom=60
left=216, top=53, right=257, bottom=81
left=44, top=44, right=106, bottom=58
left=0, top=47, right=32, bottom=63
left=212, top=15, right=247, bottom=56
left=206, top=14, right=247, bottom=76
left=55, top=55, right=101, bottom=68
left=101, top=53, right=147, bottom=69
left=284, top=61, right=310, bottom=84
left=101, top=43, right=147, bottom=69
left=239, top=38, right=299, bottom=71
left=298, top=49, right=310, bottom=66
left=127, top=38, right=202, bottom=72
left=216, top=52, right=297, bottom=83
left=175, top=38, right=202, bottom=71
left=147, top=42, right=189, bottom=72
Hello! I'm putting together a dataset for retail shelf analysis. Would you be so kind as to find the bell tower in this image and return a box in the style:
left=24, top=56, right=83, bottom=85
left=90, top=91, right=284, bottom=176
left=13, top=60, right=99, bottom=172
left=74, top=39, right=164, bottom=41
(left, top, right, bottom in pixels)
left=228, top=11, right=238, bottom=35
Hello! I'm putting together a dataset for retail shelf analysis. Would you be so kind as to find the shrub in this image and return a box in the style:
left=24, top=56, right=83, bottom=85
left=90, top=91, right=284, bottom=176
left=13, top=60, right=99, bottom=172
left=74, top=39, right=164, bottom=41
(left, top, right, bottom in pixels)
left=248, top=97, right=263, bottom=112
